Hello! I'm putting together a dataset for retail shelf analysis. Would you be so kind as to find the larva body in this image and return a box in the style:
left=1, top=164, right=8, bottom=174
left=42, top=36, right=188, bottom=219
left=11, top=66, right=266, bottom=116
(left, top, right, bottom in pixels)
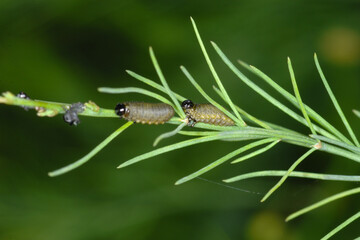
left=63, top=102, right=85, bottom=126
left=181, top=100, right=235, bottom=126
left=115, top=102, right=174, bottom=125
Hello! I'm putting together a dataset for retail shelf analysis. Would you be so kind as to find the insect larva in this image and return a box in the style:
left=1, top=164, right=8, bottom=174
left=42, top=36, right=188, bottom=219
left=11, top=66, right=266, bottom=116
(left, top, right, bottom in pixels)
left=115, top=102, right=174, bottom=125
left=16, top=91, right=30, bottom=111
left=63, top=102, right=85, bottom=126
left=181, top=99, right=235, bottom=126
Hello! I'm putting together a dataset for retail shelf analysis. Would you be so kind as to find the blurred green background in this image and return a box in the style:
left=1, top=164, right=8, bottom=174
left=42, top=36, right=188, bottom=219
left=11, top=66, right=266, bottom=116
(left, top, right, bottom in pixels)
left=1, top=1, right=360, bottom=239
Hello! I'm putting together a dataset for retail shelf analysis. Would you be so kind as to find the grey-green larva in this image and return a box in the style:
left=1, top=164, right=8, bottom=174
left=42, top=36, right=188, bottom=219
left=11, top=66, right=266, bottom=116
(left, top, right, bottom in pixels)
left=115, top=102, right=175, bottom=124
left=181, top=99, right=235, bottom=126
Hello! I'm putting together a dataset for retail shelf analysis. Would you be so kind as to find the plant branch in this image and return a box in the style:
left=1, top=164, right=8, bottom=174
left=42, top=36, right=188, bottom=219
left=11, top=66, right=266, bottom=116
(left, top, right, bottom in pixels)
left=0, top=91, right=117, bottom=118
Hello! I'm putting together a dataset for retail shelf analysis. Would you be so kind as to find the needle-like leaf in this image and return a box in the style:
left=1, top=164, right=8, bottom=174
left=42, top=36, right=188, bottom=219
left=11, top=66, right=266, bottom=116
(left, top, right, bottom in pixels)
left=261, top=147, right=317, bottom=202
left=223, top=170, right=360, bottom=182
left=175, top=138, right=278, bottom=185
left=286, top=187, right=360, bottom=221
left=149, top=47, right=185, bottom=118
left=288, top=57, right=317, bottom=136
left=314, top=53, right=359, bottom=147
left=49, top=122, right=134, bottom=177
left=190, top=17, right=246, bottom=126
left=231, top=140, right=280, bottom=164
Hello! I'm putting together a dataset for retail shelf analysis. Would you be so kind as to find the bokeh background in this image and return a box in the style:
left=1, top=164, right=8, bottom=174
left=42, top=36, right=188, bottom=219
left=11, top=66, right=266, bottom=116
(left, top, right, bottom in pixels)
left=1, top=1, right=360, bottom=239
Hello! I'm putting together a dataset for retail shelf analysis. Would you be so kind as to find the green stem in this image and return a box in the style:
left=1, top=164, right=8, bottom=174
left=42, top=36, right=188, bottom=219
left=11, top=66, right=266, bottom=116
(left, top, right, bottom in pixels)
left=311, top=134, right=360, bottom=154
left=0, top=91, right=116, bottom=118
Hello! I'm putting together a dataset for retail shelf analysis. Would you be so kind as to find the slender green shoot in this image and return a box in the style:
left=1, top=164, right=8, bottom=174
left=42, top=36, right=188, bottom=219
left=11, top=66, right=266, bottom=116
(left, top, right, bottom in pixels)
left=231, top=140, right=280, bottom=164
left=353, top=109, right=360, bottom=118
left=223, top=170, right=360, bottom=183
left=190, top=17, right=246, bottom=126
left=0, top=91, right=117, bottom=118
left=49, top=121, right=134, bottom=177
left=125, top=70, right=186, bottom=101
left=321, top=211, right=360, bottom=240
left=175, top=138, right=278, bottom=185
left=288, top=57, right=317, bottom=136
left=212, top=85, right=272, bottom=129
left=180, top=66, right=243, bottom=126
left=98, top=87, right=174, bottom=107
left=319, top=142, right=360, bottom=163
left=261, top=147, right=317, bottom=202
left=149, top=47, right=185, bottom=118
left=238, top=60, right=350, bottom=144
left=286, top=187, right=360, bottom=221
left=310, top=134, right=360, bottom=154
left=314, top=53, right=359, bottom=147
left=263, top=121, right=302, bottom=135
left=153, top=122, right=187, bottom=146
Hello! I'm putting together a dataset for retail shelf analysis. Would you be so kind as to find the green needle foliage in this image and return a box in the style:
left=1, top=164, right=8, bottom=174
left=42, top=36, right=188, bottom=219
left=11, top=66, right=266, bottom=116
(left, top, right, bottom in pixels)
left=286, top=187, right=360, bottom=221
left=237, top=60, right=351, bottom=143
left=1, top=18, right=359, bottom=238
left=98, top=87, right=175, bottom=107
left=353, top=109, right=360, bottom=118
left=223, top=171, right=360, bottom=182
left=261, top=147, right=317, bottom=202
left=288, top=57, right=317, bottom=136
left=149, top=47, right=185, bottom=119
left=231, top=139, right=280, bottom=164
left=48, top=122, right=134, bottom=177
left=190, top=17, right=245, bottom=127
left=320, top=211, right=360, bottom=240
left=314, top=53, right=359, bottom=147
left=175, top=138, right=279, bottom=185
left=180, top=66, right=242, bottom=126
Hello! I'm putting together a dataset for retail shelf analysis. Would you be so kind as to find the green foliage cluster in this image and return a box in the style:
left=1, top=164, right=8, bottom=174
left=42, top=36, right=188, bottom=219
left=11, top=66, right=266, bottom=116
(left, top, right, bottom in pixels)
left=1, top=18, right=359, bottom=239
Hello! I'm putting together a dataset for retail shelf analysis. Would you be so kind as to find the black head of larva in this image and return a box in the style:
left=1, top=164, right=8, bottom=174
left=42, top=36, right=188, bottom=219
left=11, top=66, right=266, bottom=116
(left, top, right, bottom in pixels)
left=17, top=91, right=30, bottom=99
left=181, top=100, right=194, bottom=109
left=115, top=103, right=127, bottom=117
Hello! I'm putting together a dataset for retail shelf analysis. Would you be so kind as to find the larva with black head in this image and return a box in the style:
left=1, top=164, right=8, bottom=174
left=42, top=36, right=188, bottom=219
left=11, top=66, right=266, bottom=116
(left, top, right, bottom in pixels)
left=115, top=102, right=175, bottom=125
left=181, top=99, right=235, bottom=126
